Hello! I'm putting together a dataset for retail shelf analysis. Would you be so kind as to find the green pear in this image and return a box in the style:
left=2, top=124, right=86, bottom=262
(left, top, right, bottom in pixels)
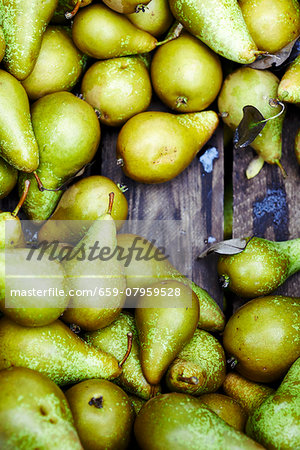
left=166, top=328, right=226, bottom=395
left=0, top=0, right=59, bottom=80
left=169, top=0, right=258, bottom=64
left=0, top=317, right=122, bottom=384
left=102, top=0, right=151, bottom=14
left=22, top=26, right=86, bottom=101
left=38, top=175, right=128, bottom=245
left=65, top=379, right=134, bottom=450
left=18, top=91, right=101, bottom=221
left=72, top=4, right=157, bottom=59
left=81, top=56, right=152, bottom=127
left=117, top=233, right=225, bottom=332
left=0, top=158, right=17, bottom=200
left=198, top=393, right=247, bottom=431
left=223, top=295, right=300, bottom=383
left=128, top=394, right=146, bottom=415
left=0, top=247, right=69, bottom=326
left=0, top=26, right=5, bottom=62
left=246, top=357, right=300, bottom=450
left=135, top=280, right=199, bottom=385
left=0, top=367, right=82, bottom=449
left=53, top=0, right=93, bottom=23
left=278, top=54, right=300, bottom=104
left=295, top=127, right=300, bottom=165
left=151, top=31, right=222, bottom=112
left=222, top=372, right=274, bottom=415
left=218, top=67, right=285, bottom=176
left=116, top=110, right=219, bottom=183
left=134, top=393, right=264, bottom=449
left=126, top=0, right=173, bottom=37
left=217, top=236, right=300, bottom=298
left=85, top=312, right=161, bottom=399
left=61, top=193, right=126, bottom=330
left=0, top=70, right=39, bottom=172
left=239, top=0, right=300, bottom=54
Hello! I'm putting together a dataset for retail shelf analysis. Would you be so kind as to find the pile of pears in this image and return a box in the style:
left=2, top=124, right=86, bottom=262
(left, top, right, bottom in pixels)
left=0, top=0, right=299, bottom=449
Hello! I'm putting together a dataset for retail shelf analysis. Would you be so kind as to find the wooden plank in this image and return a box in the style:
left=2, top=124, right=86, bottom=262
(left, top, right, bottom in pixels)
left=232, top=104, right=300, bottom=299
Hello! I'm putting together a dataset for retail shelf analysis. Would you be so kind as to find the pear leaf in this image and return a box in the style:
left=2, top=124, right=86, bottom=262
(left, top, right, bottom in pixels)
left=249, top=36, right=300, bottom=70
left=233, top=106, right=266, bottom=150
left=198, top=238, right=248, bottom=258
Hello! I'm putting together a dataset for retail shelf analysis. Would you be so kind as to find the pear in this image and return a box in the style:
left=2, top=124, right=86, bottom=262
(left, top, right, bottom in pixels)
left=223, top=295, right=300, bottom=383
left=198, top=393, right=247, bottom=431
left=0, top=317, right=122, bottom=384
left=38, top=175, right=128, bottom=245
left=169, top=0, right=258, bottom=64
left=0, top=247, right=69, bottom=326
left=134, top=393, right=264, bottom=449
left=246, top=358, right=300, bottom=449
left=65, top=379, right=134, bottom=450
left=116, top=110, right=219, bottom=183
left=166, top=329, right=226, bottom=396
left=0, top=0, right=59, bottom=80
left=72, top=4, right=157, bottom=59
left=53, top=0, right=93, bottom=23
left=296, top=127, right=300, bottom=165
left=0, top=70, right=39, bottom=172
left=82, top=56, right=152, bottom=127
left=128, top=394, right=146, bottom=415
left=0, top=158, right=17, bottom=200
left=217, top=236, right=300, bottom=297
left=22, top=26, right=86, bottom=101
left=278, top=54, right=300, bottom=104
left=0, top=367, right=82, bottom=449
left=0, top=26, right=5, bottom=62
left=218, top=67, right=285, bottom=176
left=239, top=0, right=300, bottom=54
left=85, top=312, right=161, bottom=399
left=61, top=193, right=126, bottom=330
left=117, top=233, right=225, bottom=332
left=223, top=372, right=274, bottom=415
left=102, top=0, right=151, bottom=14
left=126, top=0, right=173, bottom=37
left=151, top=31, right=222, bottom=112
left=18, top=91, right=100, bottom=221
left=135, top=280, right=199, bottom=385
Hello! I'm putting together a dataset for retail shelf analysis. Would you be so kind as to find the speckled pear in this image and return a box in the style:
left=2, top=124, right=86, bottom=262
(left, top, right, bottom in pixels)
left=0, top=0, right=58, bottom=80
left=278, top=54, right=300, bottom=104
left=223, top=296, right=300, bottom=382
left=217, top=236, right=300, bottom=297
left=18, top=91, right=100, bottom=221
left=85, top=312, right=161, bottom=399
left=222, top=372, right=274, bottom=415
left=128, top=394, right=146, bottom=415
left=0, top=70, right=39, bottom=172
left=0, top=158, right=17, bottom=199
left=102, top=0, right=151, bottom=14
left=0, top=26, right=5, bottom=62
left=116, top=110, right=219, bottom=183
left=72, top=4, right=157, bottom=59
left=246, top=358, right=300, bottom=449
left=135, top=280, right=199, bottom=385
left=0, top=367, right=83, bottom=450
left=0, top=317, right=122, bottom=385
left=126, top=0, right=173, bottom=37
left=65, top=379, right=134, bottom=450
left=166, top=329, right=226, bottom=395
left=169, top=0, right=258, bottom=64
left=134, top=393, right=264, bottom=449
left=198, top=393, right=247, bottom=431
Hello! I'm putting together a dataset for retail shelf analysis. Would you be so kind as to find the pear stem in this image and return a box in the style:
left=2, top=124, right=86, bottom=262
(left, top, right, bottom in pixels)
left=276, top=160, right=287, bottom=178
left=177, top=375, right=199, bottom=385
left=156, top=22, right=183, bottom=47
left=108, top=192, right=115, bottom=215
left=12, top=180, right=31, bottom=217
left=33, top=171, right=45, bottom=192
left=65, top=0, right=81, bottom=19
left=119, top=332, right=133, bottom=368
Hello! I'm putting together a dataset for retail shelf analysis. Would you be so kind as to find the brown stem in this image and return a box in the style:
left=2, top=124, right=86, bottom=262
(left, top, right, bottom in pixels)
left=33, top=171, right=44, bottom=192
left=65, top=0, right=81, bottom=19
left=156, top=22, right=183, bottom=47
left=177, top=375, right=199, bottom=385
left=12, top=180, right=31, bottom=217
left=119, top=332, right=133, bottom=367
left=108, top=192, right=115, bottom=215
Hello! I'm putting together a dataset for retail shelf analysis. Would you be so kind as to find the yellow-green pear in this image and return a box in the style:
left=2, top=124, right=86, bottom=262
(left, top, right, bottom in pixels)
left=0, top=70, right=39, bottom=172
left=82, top=56, right=152, bottom=127
left=198, top=393, right=247, bottom=431
left=151, top=31, right=222, bottom=112
left=127, top=0, right=173, bottom=37
left=22, top=26, right=86, bottom=101
left=0, top=158, right=17, bottom=200
left=239, top=0, right=300, bottom=54
left=0, top=0, right=59, bottom=80
left=169, top=0, right=259, bottom=64
left=72, top=4, right=157, bottom=59
left=102, top=0, right=151, bottom=14
left=128, top=394, right=146, bottom=415
left=0, top=26, right=5, bottom=62
left=278, top=54, right=300, bottom=104
left=116, top=110, right=219, bottom=183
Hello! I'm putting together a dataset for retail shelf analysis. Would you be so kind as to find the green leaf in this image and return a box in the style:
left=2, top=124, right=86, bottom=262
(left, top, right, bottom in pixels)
left=233, top=106, right=266, bottom=150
